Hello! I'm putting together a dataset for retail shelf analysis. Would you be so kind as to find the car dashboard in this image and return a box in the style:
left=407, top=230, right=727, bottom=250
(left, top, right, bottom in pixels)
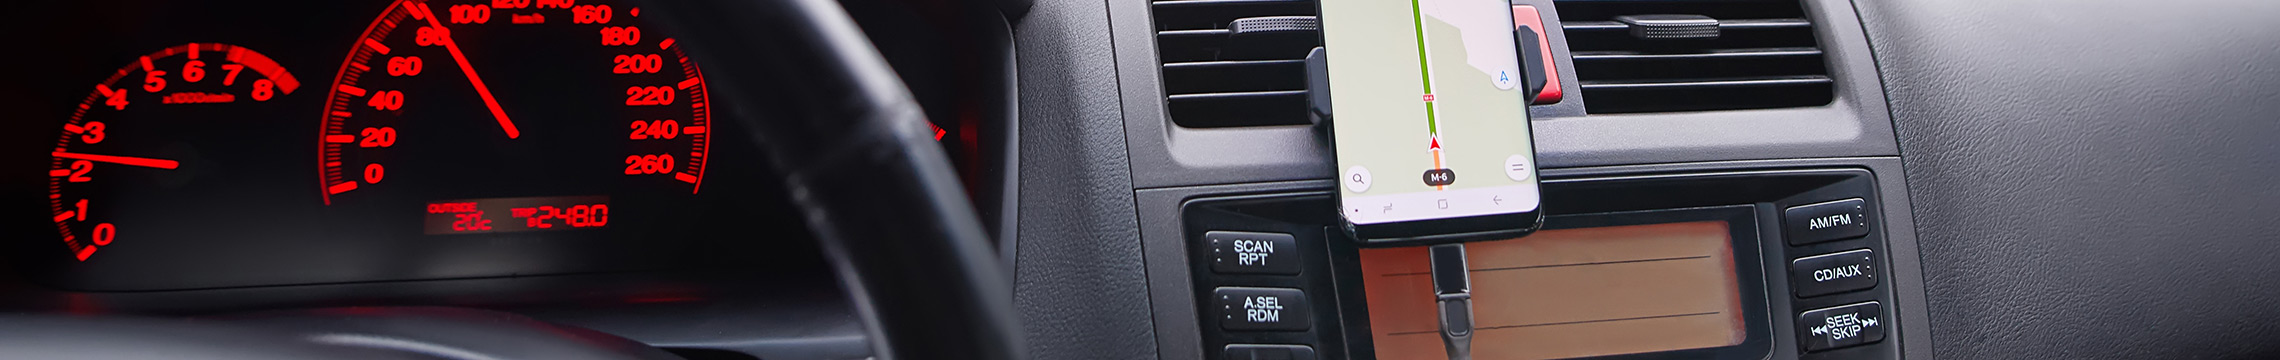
left=8, top=0, right=2280, bottom=359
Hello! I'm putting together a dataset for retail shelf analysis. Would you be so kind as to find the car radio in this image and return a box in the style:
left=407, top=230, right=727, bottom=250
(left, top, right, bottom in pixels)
left=1153, top=168, right=1902, bottom=360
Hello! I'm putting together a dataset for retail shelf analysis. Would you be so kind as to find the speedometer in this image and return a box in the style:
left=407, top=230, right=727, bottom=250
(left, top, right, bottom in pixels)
left=317, top=0, right=710, bottom=233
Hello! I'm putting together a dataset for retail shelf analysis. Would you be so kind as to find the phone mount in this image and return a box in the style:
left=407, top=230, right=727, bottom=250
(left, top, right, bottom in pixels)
left=1304, top=25, right=1553, bottom=360
left=1305, top=47, right=1334, bottom=126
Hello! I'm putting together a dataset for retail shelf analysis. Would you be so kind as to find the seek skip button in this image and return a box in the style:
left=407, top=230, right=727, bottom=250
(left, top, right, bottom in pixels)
left=1790, top=249, right=1879, bottom=297
left=1797, top=302, right=1885, bottom=352
left=1207, top=231, right=1300, bottom=275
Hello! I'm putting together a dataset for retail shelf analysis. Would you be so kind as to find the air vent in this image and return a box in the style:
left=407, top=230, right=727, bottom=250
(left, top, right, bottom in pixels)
left=1152, top=0, right=1320, bottom=128
left=1556, top=0, right=1832, bottom=114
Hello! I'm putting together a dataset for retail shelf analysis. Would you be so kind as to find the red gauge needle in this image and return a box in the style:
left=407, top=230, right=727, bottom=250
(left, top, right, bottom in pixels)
left=53, top=152, right=180, bottom=170
left=416, top=3, right=521, bottom=139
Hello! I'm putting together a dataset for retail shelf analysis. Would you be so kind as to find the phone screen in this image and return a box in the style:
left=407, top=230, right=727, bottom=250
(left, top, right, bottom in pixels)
left=1322, top=0, right=1539, bottom=236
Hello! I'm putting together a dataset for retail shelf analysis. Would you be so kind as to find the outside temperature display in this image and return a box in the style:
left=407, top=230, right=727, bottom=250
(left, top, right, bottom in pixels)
left=424, top=195, right=608, bottom=234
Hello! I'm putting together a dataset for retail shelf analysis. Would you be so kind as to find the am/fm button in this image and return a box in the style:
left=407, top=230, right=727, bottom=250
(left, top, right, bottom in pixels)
left=1784, top=198, right=1871, bottom=245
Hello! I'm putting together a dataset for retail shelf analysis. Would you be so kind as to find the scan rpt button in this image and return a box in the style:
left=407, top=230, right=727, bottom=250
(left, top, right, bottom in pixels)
left=1207, top=231, right=1301, bottom=275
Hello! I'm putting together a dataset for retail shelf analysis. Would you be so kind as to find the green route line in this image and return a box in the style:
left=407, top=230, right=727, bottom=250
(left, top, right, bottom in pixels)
left=1409, top=0, right=1437, bottom=137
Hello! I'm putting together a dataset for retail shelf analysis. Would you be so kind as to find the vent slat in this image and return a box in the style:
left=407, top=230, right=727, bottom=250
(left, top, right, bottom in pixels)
left=1562, top=18, right=1810, bottom=32
left=1152, top=0, right=1316, bottom=31
left=1571, top=47, right=1821, bottom=61
left=1160, top=29, right=1232, bottom=38
left=1557, top=0, right=1833, bottom=114
left=1162, top=59, right=1306, bottom=71
left=1578, top=76, right=1831, bottom=90
left=1162, top=60, right=1308, bottom=94
left=1577, top=77, right=1832, bottom=114
left=1167, top=91, right=1310, bottom=128
left=1167, top=90, right=1310, bottom=101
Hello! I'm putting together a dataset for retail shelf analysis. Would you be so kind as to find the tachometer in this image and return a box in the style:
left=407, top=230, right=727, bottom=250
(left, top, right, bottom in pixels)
left=47, top=43, right=301, bottom=261
left=317, top=0, right=711, bottom=232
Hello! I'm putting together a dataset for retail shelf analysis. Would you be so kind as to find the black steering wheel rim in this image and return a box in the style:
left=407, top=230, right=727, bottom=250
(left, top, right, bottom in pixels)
left=643, top=1, right=1025, bottom=360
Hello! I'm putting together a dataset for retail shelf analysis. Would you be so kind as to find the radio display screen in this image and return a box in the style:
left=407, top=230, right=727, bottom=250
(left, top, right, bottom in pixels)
left=1359, top=220, right=1748, bottom=359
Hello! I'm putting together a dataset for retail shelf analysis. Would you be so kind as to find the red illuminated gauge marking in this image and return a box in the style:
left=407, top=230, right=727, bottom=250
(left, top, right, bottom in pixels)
left=47, top=43, right=298, bottom=261
left=318, top=0, right=713, bottom=209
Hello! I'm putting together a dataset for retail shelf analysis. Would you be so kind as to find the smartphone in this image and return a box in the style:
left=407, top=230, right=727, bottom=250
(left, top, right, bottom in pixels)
left=1318, top=0, right=1543, bottom=246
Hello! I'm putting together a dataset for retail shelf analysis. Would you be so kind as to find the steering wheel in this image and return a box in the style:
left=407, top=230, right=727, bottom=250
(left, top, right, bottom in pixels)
left=0, top=1, right=1023, bottom=359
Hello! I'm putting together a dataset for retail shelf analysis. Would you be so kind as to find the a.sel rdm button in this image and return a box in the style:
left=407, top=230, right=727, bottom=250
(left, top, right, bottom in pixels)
left=1223, top=344, right=1317, bottom=360
left=1215, top=287, right=1311, bottom=331
left=1791, top=249, right=1878, bottom=298
left=1797, top=302, right=1885, bottom=352
left=1785, top=198, right=1871, bottom=245
left=1207, top=231, right=1300, bottom=275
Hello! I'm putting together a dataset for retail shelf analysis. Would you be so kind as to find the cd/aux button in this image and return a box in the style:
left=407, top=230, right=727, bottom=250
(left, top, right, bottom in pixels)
left=1790, top=249, right=1879, bottom=297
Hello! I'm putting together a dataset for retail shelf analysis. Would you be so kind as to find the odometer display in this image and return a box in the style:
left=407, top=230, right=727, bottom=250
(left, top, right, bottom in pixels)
left=423, top=195, right=608, bottom=234
left=318, top=0, right=710, bottom=228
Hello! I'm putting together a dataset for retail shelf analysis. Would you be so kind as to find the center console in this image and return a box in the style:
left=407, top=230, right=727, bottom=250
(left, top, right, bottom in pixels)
left=1139, top=163, right=1923, bottom=360
left=1050, top=0, right=1925, bottom=358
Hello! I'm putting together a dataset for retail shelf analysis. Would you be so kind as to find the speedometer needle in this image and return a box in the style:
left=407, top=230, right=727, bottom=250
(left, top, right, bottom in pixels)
left=53, top=152, right=180, bottom=170
left=416, top=3, right=521, bottom=139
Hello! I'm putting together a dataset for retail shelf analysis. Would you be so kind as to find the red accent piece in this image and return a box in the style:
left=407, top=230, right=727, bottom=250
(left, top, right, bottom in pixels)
left=1512, top=5, right=1562, bottom=104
